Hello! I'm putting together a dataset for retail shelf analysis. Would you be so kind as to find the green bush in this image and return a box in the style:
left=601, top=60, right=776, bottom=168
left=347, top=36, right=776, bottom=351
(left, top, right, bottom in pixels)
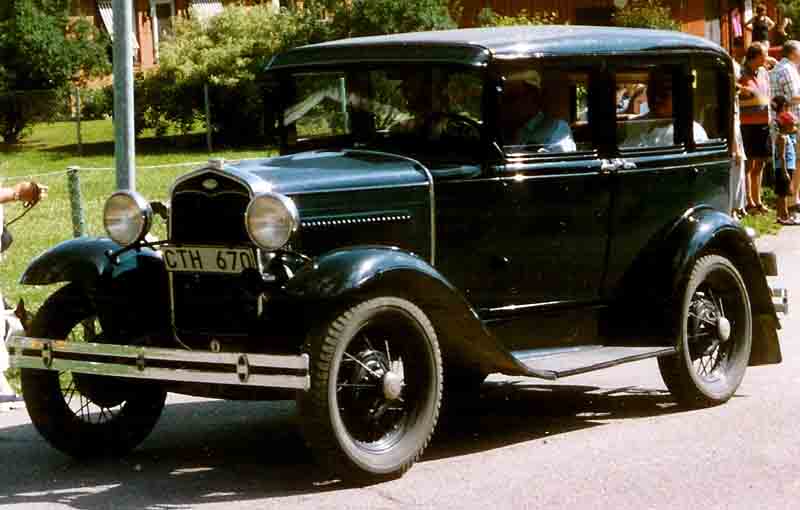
left=330, top=0, right=456, bottom=38
left=136, top=5, right=332, bottom=143
left=79, top=87, right=113, bottom=120
left=614, top=0, right=680, bottom=30
left=137, top=1, right=458, bottom=145
left=476, top=7, right=560, bottom=27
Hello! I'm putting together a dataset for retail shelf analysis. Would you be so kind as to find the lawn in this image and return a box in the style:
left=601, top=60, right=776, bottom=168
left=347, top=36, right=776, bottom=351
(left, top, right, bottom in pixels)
left=1, top=119, right=273, bottom=312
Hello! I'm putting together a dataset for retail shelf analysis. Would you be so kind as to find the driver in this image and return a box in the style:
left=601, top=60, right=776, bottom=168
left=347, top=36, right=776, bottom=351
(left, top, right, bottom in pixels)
left=502, top=69, right=576, bottom=152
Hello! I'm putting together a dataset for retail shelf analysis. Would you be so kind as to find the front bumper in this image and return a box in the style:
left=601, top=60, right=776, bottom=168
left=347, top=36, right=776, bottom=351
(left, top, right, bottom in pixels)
left=7, top=336, right=309, bottom=391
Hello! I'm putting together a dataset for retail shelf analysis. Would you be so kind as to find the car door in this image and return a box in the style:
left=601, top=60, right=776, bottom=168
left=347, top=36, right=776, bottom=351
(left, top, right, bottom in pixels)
left=436, top=61, right=613, bottom=316
left=603, top=57, right=731, bottom=299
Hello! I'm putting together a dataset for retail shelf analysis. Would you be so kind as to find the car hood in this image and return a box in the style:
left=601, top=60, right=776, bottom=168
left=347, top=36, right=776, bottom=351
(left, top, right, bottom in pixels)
left=232, top=150, right=429, bottom=195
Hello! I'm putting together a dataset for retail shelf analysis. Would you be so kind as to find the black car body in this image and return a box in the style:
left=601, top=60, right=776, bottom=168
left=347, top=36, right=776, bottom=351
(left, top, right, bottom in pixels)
left=8, top=26, right=787, bottom=480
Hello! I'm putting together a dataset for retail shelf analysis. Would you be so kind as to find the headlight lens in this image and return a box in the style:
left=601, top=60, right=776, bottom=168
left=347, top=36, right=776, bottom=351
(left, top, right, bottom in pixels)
left=245, top=193, right=299, bottom=250
left=103, top=191, right=152, bottom=246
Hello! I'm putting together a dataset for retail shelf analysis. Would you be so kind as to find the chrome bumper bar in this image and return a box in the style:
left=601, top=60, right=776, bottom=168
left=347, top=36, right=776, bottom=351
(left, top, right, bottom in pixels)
left=7, top=336, right=309, bottom=391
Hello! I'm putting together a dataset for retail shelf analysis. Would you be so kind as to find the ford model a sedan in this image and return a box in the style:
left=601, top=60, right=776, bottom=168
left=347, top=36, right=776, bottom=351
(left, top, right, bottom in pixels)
left=8, top=27, right=786, bottom=480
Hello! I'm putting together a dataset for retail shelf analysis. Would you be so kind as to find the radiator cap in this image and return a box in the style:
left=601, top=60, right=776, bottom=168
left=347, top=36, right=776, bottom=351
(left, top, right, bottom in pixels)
left=208, top=158, right=225, bottom=170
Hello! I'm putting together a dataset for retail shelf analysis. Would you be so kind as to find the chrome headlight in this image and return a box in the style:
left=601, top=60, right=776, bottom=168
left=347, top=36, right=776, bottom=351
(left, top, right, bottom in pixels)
left=245, top=193, right=299, bottom=250
left=103, top=191, right=153, bottom=246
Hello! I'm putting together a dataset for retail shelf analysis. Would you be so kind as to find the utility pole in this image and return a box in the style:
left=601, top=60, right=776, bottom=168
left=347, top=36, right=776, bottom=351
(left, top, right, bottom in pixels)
left=112, top=0, right=136, bottom=191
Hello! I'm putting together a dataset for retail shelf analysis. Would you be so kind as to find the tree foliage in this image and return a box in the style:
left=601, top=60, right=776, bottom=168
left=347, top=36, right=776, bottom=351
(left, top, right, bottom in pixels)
left=614, top=0, right=680, bottom=31
left=0, top=0, right=109, bottom=143
left=476, top=7, right=560, bottom=27
left=137, top=1, right=457, bottom=143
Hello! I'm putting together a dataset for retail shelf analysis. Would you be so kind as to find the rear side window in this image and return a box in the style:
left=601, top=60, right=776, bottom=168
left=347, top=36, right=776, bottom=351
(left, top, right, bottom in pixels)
left=693, top=66, right=728, bottom=144
left=616, top=68, right=680, bottom=149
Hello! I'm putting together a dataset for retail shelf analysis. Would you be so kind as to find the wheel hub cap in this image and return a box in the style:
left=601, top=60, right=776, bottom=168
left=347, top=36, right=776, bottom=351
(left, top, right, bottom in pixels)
left=382, top=371, right=404, bottom=400
left=717, top=316, right=731, bottom=342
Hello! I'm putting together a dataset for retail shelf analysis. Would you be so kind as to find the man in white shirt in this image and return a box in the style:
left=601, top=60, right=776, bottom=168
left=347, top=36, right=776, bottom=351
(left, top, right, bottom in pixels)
left=502, top=69, right=577, bottom=153
left=622, top=74, right=708, bottom=148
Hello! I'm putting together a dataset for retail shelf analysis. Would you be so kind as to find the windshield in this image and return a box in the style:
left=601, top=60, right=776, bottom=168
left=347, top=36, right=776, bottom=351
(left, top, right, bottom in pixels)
left=282, top=65, right=485, bottom=167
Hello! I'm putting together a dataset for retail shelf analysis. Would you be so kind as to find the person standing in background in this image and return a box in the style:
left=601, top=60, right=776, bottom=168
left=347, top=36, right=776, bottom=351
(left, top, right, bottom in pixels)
left=732, top=60, right=748, bottom=219
left=770, top=40, right=800, bottom=213
left=740, top=43, right=772, bottom=214
left=0, top=180, right=47, bottom=403
left=746, top=3, right=776, bottom=46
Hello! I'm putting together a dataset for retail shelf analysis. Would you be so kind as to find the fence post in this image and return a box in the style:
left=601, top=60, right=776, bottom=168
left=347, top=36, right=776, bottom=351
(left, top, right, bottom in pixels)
left=75, top=87, right=83, bottom=156
left=67, top=166, right=86, bottom=238
left=204, top=83, right=213, bottom=153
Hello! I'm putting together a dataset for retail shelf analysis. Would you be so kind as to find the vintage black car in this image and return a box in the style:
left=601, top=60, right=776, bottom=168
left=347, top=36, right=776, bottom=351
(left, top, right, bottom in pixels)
left=8, top=26, right=787, bottom=480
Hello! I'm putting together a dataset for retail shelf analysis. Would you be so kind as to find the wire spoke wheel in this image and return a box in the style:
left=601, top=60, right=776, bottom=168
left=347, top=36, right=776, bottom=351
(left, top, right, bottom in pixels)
left=20, top=284, right=166, bottom=459
left=300, top=296, right=442, bottom=480
left=658, top=255, right=752, bottom=406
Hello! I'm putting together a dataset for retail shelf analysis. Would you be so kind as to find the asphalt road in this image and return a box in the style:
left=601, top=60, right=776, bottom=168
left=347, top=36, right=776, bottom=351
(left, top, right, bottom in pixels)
left=1, top=230, right=799, bottom=510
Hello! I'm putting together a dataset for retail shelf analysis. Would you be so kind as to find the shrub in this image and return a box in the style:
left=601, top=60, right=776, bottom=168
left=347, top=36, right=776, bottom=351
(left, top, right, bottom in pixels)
left=137, top=1, right=458, bottom=145
left=614, top=0, right=680, bottom=31
left=476, top=7, right=560, bottom=27
left=329, top=0, right=456, bottom=38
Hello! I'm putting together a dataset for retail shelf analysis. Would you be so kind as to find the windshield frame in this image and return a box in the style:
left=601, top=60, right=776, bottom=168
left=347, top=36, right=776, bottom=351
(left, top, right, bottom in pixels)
left=270, top=63, right=492, bottom=169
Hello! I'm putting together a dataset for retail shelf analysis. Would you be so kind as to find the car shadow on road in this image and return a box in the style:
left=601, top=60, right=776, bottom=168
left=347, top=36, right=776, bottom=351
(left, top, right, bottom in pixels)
left=0, top=382, right=684, bottom=508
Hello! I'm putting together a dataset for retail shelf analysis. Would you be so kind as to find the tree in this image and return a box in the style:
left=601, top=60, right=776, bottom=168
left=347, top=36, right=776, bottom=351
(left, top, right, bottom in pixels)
left=0, top=0, right=109, bottom=144
left=614, top=0, right=680, bottom=31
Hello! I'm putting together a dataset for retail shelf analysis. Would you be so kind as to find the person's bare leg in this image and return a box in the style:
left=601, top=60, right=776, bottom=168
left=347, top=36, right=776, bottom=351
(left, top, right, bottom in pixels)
left=753, top=160, right=766, bottom=208
left=746, top=160, right=757, bottom=208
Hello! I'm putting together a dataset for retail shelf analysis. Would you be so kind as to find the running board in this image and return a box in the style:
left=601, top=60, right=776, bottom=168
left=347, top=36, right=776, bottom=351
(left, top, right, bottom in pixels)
left=7, top=336, right=309, bottom=390
left=512, top=345, right=677, bottom=380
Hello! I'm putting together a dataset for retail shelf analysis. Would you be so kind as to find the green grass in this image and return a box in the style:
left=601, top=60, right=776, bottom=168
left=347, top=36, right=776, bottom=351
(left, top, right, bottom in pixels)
left=1, top=119, right=273, bottom=312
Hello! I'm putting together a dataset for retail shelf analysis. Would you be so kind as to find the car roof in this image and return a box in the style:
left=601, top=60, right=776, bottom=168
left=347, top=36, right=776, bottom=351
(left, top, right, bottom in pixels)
left=268, top=25, right=728, bottom=70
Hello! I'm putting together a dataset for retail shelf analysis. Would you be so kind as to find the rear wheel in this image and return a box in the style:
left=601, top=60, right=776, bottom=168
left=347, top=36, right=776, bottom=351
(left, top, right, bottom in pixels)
left=658, top=255, right=752, bottom=407
left=299, top=296, right=442, bottom=480
left=21, top=284, right=166, bottom=458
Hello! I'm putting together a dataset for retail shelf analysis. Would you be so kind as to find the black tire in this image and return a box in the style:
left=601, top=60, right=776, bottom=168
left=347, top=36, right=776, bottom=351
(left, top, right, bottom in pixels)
left=21, top=284, right=166, bottom=458
left=299, top=296, right=442, bottom=481
left=658, top=255, right=752, bottom=407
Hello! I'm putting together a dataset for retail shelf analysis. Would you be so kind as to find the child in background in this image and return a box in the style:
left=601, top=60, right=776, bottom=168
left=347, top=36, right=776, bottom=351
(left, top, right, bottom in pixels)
left=772, top=95, right=799, bottom=225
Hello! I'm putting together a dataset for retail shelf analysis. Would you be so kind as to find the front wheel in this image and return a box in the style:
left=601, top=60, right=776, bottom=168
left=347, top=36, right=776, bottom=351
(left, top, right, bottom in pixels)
left=21, top=284, right=166, bottom=458
left=299, top=296, right=442, bottom=481
left=658, top=255, right=752, bottom=407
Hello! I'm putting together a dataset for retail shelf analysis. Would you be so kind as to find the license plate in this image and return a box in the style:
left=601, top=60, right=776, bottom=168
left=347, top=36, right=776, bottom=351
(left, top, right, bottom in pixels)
left=161, top=246, right=258, bottom=274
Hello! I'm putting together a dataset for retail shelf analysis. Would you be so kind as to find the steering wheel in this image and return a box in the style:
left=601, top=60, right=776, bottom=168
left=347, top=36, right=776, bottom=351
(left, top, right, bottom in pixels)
left=422, top=112, right=481, bottom=140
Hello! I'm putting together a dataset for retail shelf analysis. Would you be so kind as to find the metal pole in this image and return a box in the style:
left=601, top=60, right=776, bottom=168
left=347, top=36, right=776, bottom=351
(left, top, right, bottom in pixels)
left=67, top=167, right=86, bottom=238
left=112, top=0, right=136, bottom=191
left=75, top=87, right=83, bottom=156
left=204, top=83, right=213, bottom=153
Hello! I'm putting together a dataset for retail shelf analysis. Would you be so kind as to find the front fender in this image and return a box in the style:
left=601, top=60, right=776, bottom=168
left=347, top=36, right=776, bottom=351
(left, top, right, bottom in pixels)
left=20, top=237, right=122, bottom=286
left=284, top=246, right=529, bottom=376
left=21, top=237, right=171, bottom=338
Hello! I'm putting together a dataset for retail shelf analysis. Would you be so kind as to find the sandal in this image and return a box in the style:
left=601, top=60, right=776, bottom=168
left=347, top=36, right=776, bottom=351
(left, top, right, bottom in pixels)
left=756, top=204, right=771, bottom=214
left=777, top=217, right=800, bottom=225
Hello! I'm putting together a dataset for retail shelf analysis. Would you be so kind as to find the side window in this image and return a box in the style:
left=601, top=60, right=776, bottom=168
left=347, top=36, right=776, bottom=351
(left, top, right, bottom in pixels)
left=616, top=68, right=678, bottom=149
left=500, top=65, right=591, bottom=154
left=692, top=67, right=727, bottom=144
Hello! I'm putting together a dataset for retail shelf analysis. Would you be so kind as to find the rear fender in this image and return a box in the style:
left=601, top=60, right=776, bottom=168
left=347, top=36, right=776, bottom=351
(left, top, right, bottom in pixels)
left=611, top=207, right=780, bottom=365
left=284, top=246, right=528, bottom=375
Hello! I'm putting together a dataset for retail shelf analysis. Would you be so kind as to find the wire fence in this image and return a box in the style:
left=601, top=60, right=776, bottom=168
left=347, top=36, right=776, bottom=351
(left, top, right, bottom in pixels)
left=2, top=84, right=222, bottom=153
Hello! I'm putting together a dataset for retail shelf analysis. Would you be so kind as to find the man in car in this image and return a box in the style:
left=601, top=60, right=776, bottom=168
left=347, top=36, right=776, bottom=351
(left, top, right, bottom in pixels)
left=502, top=69, right=576, bottom=152
left=622, top=73, right=708, bottom=147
